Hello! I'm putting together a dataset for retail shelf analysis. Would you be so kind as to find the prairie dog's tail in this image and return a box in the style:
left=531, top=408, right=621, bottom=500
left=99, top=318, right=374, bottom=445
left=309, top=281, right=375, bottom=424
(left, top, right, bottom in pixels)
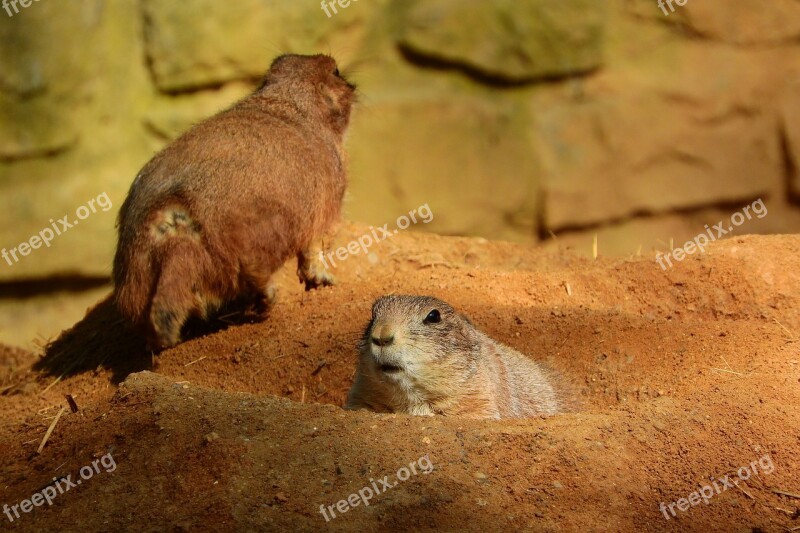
left=113, top=205, right=209, bottom=348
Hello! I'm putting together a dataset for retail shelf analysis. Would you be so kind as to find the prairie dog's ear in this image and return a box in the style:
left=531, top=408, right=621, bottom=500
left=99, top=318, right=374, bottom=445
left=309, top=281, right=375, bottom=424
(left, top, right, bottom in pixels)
left=317, top=82, right=342, bottom=114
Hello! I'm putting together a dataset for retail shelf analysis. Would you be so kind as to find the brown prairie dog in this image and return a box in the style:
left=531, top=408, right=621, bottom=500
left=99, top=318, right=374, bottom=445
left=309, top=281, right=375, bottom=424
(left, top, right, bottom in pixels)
left=113, top=54, right=356, bottom=350
left=346, top=295, right=565, bottom=419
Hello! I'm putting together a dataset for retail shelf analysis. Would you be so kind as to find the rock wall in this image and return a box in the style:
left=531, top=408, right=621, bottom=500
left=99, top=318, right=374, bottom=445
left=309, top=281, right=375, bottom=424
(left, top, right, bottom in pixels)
left=1, top=0, right=800, bottom=281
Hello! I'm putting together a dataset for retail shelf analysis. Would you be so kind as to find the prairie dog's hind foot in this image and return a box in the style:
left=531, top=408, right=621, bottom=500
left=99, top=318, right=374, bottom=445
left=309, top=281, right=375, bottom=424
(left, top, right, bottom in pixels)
left=297, top=246, right=336, bottom=290
left=147, top=304, right=187, bottom=352
left=253, top=283, right=278, bottom=315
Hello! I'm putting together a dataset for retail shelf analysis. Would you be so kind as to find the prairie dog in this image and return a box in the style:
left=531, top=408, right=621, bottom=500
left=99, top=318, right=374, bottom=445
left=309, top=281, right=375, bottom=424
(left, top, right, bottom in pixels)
left=346, top=295, right=564, bottom=419
left=113, top=54, right=356, bottom=350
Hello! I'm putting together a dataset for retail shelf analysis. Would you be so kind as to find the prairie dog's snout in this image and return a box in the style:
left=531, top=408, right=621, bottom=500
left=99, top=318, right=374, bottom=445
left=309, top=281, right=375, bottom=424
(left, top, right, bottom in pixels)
left=365, top=314, right=409, bottom=374
left=347, top=295, right=566, bottom=419
left=370, top=322, right=396, bottom=347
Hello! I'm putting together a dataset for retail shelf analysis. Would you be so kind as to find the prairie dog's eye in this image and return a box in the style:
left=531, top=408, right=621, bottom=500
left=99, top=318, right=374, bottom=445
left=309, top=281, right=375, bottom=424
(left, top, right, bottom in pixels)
left=423, top=309, right=441, bottom=325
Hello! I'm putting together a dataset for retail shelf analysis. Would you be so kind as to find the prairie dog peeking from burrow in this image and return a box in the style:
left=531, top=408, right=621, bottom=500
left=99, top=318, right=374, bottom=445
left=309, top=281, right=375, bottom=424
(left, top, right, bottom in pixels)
left=113, top=54, right=356, bottom=350
left=346, top=295, right=566, bottom=419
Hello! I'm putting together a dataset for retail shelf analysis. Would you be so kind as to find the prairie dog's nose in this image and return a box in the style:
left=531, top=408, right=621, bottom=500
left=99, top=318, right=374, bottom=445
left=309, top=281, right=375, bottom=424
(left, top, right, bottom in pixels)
left=371, top=324, right=395, bottom=347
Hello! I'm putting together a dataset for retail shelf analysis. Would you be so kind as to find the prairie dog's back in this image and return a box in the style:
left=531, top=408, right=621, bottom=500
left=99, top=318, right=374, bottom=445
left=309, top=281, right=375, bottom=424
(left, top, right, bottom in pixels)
left=479, top=333, right=563, bottom=417
left=113, top=54, right=356, bottom=350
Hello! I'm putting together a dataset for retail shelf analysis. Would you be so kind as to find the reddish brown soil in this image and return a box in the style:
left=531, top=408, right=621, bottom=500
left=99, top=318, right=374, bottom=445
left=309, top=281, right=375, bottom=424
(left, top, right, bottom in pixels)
left=0, top=225, right=798, bottom=532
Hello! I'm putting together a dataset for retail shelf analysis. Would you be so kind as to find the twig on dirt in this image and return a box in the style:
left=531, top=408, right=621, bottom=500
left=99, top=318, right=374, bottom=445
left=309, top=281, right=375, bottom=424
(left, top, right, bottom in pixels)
left=37, top=406, right=66, bottom=454
left=120, top=402, right=147, bottom=408
left=773, top=318, right=797, bottom=341
left=41, top=348, right=87, bottom=396
left=95, top=352, right=112, bottom=370
left=301, top=385, right=306, bottom=404
left=65, top=394, right=79, bottom=413
left=555, top=330, right=574, bottom=352
left=711, top=367, right=747, bottom=376
left=592, top=234, right=598, bottom=260
left=734, top=481, right=754, bottom=500
left=217, top=311, right=243, bottom=325
left=789, top=526, right=800, bottom=532
left=773, top=489, right=800, bottom=499
left=563, top=282, right=572, bottom=297
left=0, top=384, right=15, bottom=395
left=311, top=361, right=327, bottom=376
left=407, top=254, right=455, bottom=270
left=313, top=386, right=327, bottom=401
left=184, top=356, right=207, bottom=367
left=33, top=333, right=53, bottom=352
left=268, top=354, right=288, bottom=361
left=40, top=373, right=65, bottom=396
left=417, top=261, right=454, bottom=270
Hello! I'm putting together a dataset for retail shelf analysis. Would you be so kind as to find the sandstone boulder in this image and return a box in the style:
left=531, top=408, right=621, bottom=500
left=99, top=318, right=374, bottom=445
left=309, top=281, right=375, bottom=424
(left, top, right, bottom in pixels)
left=142, top=0, right=373, bottom=92
left=784, top=94, right=800, bottom=202
left=534, top=38, right=785, bottom=230
left=0, top=1, right=96, bottom=159
left=347, top=95, right=539, bottom=241
left=395, top=0, right=605, bottom=83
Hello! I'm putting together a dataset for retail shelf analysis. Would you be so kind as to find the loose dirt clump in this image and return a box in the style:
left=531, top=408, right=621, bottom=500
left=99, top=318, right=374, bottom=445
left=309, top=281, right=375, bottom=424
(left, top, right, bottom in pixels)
left=0, top=225, right=798, bottom=532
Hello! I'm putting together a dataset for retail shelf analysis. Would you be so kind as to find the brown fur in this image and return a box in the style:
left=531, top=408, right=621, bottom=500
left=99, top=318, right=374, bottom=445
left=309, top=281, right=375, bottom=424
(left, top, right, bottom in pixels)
left=113, top=54, right=356, bottom=350
left=346, top=295, right=565, bottom=419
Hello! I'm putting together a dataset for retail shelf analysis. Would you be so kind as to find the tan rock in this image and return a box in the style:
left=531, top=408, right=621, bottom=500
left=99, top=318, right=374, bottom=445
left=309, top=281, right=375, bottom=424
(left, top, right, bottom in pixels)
left=0, top=1, right=96, bottom=159
left=347, top=95, right=540, bottom=242
left=534, top=42, right=784, bottom=230
left=395, top=0, right=606, bottom=83
left=142, top=0, right=375, bottom=92
left=627, top=0, right=800, bottom=45
left=678, top=0, right=800, bottom=45
left=143, top=83, right=254, bottom=141
left=782, top=90, right=800, bottom=202
left=0, top=0, right=157, bottom=281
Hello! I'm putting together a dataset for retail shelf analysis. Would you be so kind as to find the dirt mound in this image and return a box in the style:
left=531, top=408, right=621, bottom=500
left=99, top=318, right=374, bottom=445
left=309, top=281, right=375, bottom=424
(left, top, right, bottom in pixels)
left=0, top=226, right=798, bottom=531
